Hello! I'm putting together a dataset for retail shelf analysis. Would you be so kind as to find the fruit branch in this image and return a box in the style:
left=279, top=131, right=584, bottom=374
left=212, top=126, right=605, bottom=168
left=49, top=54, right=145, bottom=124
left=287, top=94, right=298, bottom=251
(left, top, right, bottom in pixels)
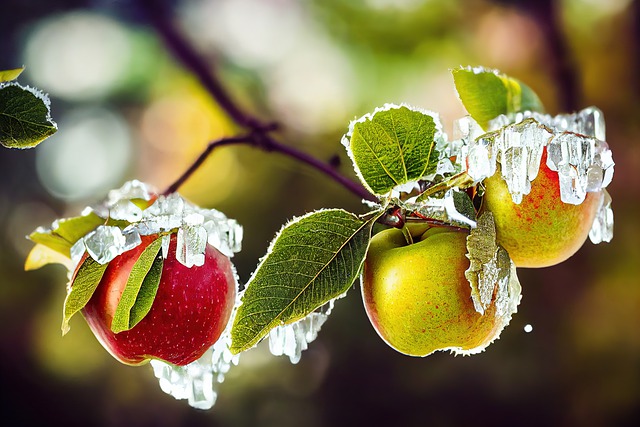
left=137, top=0, right=375, bottom=202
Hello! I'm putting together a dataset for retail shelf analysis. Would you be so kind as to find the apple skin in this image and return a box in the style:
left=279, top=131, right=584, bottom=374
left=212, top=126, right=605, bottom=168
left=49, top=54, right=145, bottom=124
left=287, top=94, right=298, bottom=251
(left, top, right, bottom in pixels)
left=362, top=224, right=502, bottom=357
left=81, top=234, right=236, bottom=366
left=482, top=147, right=601, bottom=268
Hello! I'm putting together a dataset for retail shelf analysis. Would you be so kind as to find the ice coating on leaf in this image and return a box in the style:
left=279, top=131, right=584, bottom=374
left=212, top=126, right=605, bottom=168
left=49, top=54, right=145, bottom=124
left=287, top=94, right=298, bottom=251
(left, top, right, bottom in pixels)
left=1, top=81, right=58, bottom=129
left=404, top=189, right=476, bottom=229
left=589, top=189, right=614, bottom=244
left=268, top=297, right=338, bottom=364
left=76, top=181, right=243, bottom=268
left=459, top=212, right=522, bottom=356
left=150, top=288, right=242, bottom=410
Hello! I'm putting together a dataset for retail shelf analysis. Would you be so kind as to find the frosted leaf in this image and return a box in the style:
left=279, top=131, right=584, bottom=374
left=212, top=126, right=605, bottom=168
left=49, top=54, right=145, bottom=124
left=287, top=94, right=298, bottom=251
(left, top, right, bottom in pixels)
left=589, top=189, right=614, bottom=243
left=459, top=212, right=522, bottom=356
left=150, top=286, right=242, bottom=410
left=268, top=296, right=339, bottom=364
left=404, top=189, right=476, bottom=229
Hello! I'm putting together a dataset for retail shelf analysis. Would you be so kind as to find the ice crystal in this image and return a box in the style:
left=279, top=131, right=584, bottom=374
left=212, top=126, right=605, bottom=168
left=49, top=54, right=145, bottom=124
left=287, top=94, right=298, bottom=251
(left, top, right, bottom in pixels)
left=267, top=298, right=338, bottom=364
left=78, top=181, right=242, bottom=267
left=589, top=189, right=614, bottom=244
left=404, top=189, right=476, bottom=229
left=150, top=289, right=242, bottom=410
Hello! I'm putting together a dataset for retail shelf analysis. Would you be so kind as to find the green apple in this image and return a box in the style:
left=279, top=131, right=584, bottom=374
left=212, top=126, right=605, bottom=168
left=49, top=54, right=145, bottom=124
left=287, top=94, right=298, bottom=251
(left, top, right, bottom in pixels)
left=482, top=147, right=601, bottom=268
left=361, top=223, right=504, bottom=357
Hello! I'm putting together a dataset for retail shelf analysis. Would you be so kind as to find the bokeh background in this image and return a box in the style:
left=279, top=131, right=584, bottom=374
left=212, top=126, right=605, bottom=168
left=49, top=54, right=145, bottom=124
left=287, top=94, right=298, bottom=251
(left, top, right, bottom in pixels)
left=1, top=0, right=639, bottom=426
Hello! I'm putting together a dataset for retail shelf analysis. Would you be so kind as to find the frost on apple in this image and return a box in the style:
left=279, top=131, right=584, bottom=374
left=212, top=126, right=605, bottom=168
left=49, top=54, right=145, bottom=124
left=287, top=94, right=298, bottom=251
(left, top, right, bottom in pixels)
left=456, top=108, right=615, bottom=243
left=268, top=296, right=341, bottom=364
left=71, top=181, right=243, bottom=269
left=482, top=107, right=615, bottom=205
left=545, top=132, right=614, bottom=205
left=151, top=292, right=242, bottom=410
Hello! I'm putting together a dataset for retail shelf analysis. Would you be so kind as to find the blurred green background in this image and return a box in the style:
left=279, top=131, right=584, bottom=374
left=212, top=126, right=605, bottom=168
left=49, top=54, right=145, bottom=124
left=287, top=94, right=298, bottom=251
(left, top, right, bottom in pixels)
left=1, top=0, right=639, bottom=426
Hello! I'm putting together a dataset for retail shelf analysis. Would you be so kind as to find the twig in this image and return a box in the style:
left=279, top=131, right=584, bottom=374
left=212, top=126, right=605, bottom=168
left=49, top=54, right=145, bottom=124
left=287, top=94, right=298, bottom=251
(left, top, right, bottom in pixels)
left=162, top=134, right=253, bottom=195
left=525, top=0, right=580, bottom=111
left=161, top=131, right=377, bottom=201
left=137, top=0, right=375, bottom=202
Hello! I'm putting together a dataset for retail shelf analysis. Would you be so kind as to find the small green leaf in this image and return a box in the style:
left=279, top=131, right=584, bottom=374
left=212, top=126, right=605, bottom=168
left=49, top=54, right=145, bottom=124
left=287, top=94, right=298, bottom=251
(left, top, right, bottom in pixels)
left=111, top=238, right=163, bottom=333
left=0, top=82, right=57, bottom=149
left=231, top=209, right=380, bottom=354
left=29, top=212, right=105, bottom=259
left=62, top=255, right=108, bottom=335
left=343, top=104, right=442, bottom=197
left=452, top=190, right=476, bottom=224
left=0, top=67, right=24, bottom=83
left=452, top=66, right=544, bottom=129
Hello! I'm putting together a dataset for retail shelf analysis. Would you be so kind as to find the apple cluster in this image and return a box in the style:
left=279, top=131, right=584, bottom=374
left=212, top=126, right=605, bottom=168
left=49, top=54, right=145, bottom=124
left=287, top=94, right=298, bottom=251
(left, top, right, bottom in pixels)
left=357, top=104, right=614, bottom=358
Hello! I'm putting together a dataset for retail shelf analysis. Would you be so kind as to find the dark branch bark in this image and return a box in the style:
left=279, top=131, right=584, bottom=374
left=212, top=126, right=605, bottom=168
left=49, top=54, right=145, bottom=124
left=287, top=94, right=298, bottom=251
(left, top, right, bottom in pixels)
left=137, top=0, right=375, bottom=202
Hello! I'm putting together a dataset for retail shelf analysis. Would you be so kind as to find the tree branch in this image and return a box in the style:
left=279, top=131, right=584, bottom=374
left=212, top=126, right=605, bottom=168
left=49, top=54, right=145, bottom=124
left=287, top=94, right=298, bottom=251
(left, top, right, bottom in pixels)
left=137, top=0, right=376, bottom=202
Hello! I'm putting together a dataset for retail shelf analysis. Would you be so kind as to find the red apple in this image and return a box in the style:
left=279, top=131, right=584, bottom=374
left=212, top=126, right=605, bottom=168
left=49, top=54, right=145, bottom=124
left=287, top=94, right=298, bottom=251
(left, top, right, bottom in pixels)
left=80, top=233, right=236, bottom=366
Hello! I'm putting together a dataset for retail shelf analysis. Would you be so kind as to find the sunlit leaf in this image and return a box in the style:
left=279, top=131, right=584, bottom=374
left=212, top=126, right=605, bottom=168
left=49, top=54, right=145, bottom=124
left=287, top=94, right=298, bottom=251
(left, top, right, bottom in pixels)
left=0, top=67, right=24, bottom=83
left=62, top=255, right=108, bottom=335
left=343, top=104, right=442, bottom=197
left=28, top=212, right=105, bottom=260
left=0, top=82, right=57, bottom=149
left=452, top=66, right=544, bottom=129
left=25, top=243, right=73, bottom=271
left=111, top=238, right=163, bottom=333
left=231, top=209, right=380, bottom=354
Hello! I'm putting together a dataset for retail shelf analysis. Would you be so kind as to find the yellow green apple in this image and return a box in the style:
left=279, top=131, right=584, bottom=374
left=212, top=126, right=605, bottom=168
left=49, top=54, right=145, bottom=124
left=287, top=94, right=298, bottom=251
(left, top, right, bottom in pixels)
left=361, top=223, right=505, bottom=357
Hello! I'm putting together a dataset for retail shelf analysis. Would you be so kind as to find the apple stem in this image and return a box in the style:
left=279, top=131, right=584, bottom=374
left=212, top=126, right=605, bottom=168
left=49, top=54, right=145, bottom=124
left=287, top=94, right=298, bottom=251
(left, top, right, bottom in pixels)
left=137, top=0, right=376, bottom=202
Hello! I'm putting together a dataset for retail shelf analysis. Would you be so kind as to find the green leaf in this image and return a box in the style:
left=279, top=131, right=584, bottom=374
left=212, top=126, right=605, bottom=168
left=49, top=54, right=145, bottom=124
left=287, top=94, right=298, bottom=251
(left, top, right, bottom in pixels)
left=343, top=104, right=442, bottom=197
left=62, top=255, right=108, bottom=335
left=0, top=67, right=24, bottom=83
left=231, top=209, right=380, bottom=354
left=0, top=82, right=57, bottom=149
left=28, top=212, right=105, bottom=259
left=452, top=190, right=476, bottom=224
left=111, top=237, right=163, bottom=333
left=452, top=66, right=544, bottom=129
